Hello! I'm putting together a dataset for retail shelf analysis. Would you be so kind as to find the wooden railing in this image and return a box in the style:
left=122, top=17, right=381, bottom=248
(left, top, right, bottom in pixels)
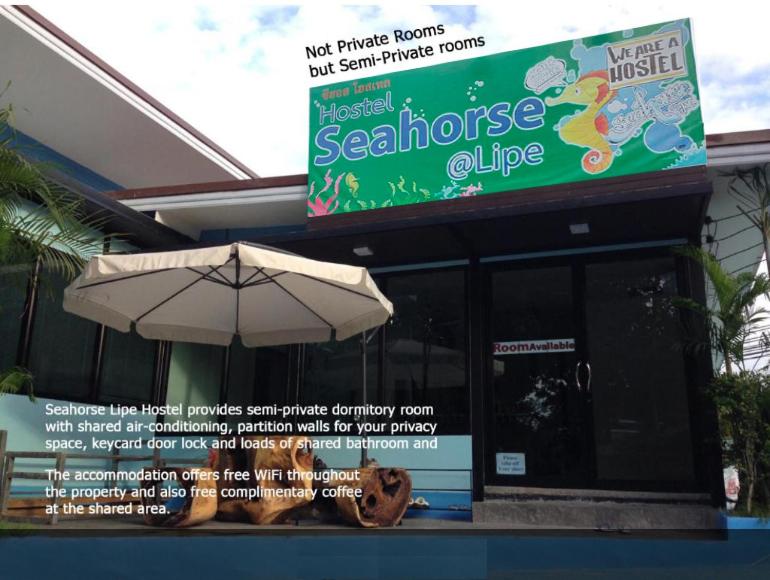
left=0, top=430, right=206, bottom=524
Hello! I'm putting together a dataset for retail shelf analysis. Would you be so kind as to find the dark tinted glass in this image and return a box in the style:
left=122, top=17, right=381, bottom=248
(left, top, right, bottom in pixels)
left=490, top=266, right=585, bottom=482
left=27, top=272, right=97, bottom=399
left=166, top=342, right=223, bottom=425
left=301, top=335, right=377, bottom=427
left=0, top=264, right=28, bottom=370
left=254, top=346, right=290, bottom=406
left=585, top=257, right=695, bottom=482
left=383, top=270, right=468, bottom=434
left=99, top=329, right=156, bottom=404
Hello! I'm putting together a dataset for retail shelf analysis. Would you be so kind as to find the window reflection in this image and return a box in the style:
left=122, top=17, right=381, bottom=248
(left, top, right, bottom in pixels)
left=27, top=271, right=98, bottom=399
left=0, top=264, right=28, bottom=370
left=301, top=336, right=378, bottom=426
left=99, top=329, right=156, bottom=404
left=166, top=342, right=223, bottom=425
left=384, top=270, right=468, bottom=434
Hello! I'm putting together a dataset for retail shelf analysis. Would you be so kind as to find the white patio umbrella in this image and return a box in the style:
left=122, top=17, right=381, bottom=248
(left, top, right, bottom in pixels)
left=62, top=241, right=393, bottom=347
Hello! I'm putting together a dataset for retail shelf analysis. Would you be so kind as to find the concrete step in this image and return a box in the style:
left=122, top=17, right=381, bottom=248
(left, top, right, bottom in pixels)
left=473, top=499, right=722, bottom=530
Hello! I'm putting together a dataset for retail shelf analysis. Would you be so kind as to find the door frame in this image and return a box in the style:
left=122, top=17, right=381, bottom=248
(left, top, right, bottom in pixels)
left=481, top=245, right=708, bottom=493
left=482, top=255, right=594, bottom=488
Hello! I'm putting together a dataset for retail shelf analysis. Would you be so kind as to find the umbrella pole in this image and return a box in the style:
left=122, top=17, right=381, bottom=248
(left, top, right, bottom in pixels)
left=360, top=329, right=368, bottom=468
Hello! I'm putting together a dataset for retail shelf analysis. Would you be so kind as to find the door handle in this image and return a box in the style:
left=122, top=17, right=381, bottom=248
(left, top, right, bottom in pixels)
left=575, top=361, right=583, bottom=392
left=585, top=362, right=592, bottom=394
left=575, top=361, right=592, bottom=393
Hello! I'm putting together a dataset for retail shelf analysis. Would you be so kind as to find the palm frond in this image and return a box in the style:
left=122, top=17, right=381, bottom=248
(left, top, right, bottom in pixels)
left=675, top=246, right=738, bottom=311
left=673, top=245, right=770, bottom=370
left=1, top=100, right=115, bottom=279
left=0, top=367, right=35, bottom=401
left=3, top=204, right=108, bottom=278
left=724, top=165, right=770, bottom=236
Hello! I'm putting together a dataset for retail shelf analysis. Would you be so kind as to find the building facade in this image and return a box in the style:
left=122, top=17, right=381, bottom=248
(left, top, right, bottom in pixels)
left=3, top=6, right=770, bottom=525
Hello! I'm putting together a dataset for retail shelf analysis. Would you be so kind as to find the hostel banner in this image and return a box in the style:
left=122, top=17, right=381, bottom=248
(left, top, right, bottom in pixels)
left=307, top=19, right=704, bottom=217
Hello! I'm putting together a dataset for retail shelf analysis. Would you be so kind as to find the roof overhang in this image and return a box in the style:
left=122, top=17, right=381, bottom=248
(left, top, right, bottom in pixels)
left=0, top=5, right=257, bottom=189
left=706, top=129, right=770, bottom=168
left=108, top=131, right=770, bottom=242
left=115, top=175, right=308, bottom=240
left=274, top=166, right=711, bottom=264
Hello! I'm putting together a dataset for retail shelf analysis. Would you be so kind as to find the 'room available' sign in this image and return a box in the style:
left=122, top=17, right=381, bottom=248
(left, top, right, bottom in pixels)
left=307, top=19, right=703, bottom=217
left=493, top=339, right=576, bottom=355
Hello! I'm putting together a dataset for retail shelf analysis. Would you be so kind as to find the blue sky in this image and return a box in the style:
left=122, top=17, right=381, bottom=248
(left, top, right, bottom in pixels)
left=31, top=2, right=770, bottom=176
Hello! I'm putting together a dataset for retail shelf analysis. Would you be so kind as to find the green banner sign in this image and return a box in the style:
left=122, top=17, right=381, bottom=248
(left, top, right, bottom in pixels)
left=307, top=19, right=704, bottom=217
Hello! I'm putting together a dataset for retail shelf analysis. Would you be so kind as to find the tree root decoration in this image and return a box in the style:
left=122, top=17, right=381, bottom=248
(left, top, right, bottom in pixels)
left=315, top=467, right=412, bottom=528
left=214, top=435, right=315, bottom=525
left=139, top=467, right=218, bottom=528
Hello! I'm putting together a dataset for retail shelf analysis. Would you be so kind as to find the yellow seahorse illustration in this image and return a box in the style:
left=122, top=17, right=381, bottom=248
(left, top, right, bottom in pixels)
left=345, top=172, right=359, bottom=196
left=545, top=71, right=616, bottom=174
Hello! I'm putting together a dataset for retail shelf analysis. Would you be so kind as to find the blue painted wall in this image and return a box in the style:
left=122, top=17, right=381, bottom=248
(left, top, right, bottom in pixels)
left=1, top=126, right=123, bottom=192
left=200, top=224, right=306, bottom=242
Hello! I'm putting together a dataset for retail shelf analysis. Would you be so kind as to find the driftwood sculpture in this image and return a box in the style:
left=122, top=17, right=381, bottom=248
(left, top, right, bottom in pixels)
left=140, top=466, right=218, bottom=528
left=214, top=435, right=315, bottom=524
left=139, top=436, right=412, bottom=528
left=315, top=466, right=412, bottom=527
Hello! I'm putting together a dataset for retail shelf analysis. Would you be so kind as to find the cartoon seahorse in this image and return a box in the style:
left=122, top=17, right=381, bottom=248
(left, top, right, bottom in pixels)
left=545, top=71, right=616, bottom=174
left=345, top=172, right=359, bottom=196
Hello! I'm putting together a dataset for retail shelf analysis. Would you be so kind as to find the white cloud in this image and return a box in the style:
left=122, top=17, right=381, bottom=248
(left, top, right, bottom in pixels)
left=29, top=1, right=770, bottom=177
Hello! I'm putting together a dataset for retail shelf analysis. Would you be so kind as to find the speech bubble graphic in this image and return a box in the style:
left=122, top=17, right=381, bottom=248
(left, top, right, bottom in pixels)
left=525, top=56, right=568, bottom=95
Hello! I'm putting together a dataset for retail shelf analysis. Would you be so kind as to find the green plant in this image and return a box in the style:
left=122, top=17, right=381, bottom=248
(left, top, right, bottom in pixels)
left=673, top=246, right=770, bottom=374
left=709, top=371, right=770, bottom=515
left=0, top=98, right=107, bottom=278
left=0, top=519, right=39, bottom=533
left=1, top=89, right=110, bottom=398
left=725, top=164, right=770, bottom=278
left=0, top=367, right=34, bottom=400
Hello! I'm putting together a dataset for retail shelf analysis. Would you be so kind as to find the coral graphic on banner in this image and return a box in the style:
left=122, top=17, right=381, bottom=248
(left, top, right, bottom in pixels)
left=308, top=19, right=704, bottom=217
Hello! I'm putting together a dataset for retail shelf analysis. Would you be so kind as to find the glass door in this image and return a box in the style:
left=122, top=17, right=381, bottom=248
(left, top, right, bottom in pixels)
left=487, top=264, right=591, bottom=487
left=485, top=253, right=699, bottom=491
left=583, top=256, right=696, bottom=488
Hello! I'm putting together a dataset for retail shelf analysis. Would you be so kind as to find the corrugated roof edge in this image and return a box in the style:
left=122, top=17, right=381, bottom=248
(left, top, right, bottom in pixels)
left=13, top=4, right=259, bottom=180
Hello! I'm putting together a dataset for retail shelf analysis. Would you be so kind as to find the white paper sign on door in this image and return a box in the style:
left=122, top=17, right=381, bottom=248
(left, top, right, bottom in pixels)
left=496, top=452, right=526, bottom=475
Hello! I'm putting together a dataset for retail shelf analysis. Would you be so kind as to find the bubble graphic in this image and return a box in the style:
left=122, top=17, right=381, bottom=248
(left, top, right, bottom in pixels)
left=466, top=80, right=484, bottom=102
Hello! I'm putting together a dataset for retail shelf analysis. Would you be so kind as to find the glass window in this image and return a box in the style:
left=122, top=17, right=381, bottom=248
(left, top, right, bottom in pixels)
left=585, top=257, right=695, bottom=482
left=301, top=336, right=377, bottom=426
left=490, top=266, right=584, bottom=482
left=383, top=270, right=468, bottom=434
left=226, top=341, right=257, bottom=411
left=27, top=272, right=98, bottom=399
left=226, top=343, right=291, bottom=426
left=0, top=264, right=29, bottom=371
left=165, top=342, right=223, bottom=426
left=254, top=346, right=290, bottom=406
left=99, top=329, right=156, bottom=404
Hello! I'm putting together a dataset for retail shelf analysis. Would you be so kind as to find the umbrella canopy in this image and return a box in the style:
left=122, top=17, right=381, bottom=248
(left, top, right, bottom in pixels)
left=63, top=242, right=393, bottom=347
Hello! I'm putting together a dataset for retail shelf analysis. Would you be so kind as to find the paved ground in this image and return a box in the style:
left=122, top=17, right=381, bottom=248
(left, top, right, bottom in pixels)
left=1, top=514, right=720, bottom=537
left=0, top=528, right=768, bottom=579
left=1, top=516, right=767, bottom=578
